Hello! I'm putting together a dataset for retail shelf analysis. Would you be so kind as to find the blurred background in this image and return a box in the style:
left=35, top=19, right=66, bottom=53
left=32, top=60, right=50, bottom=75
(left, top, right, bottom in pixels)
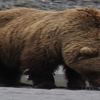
left=0, top=0, right=100, bottom=11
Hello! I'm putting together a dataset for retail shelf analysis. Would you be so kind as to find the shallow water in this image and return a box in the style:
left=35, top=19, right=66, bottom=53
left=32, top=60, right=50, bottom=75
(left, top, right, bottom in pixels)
left=21, top=74, right=67, bottom=87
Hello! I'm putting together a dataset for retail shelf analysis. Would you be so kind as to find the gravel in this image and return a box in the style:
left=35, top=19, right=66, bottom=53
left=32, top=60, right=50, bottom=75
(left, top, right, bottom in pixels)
left=0, top=0, right=100, bottom=11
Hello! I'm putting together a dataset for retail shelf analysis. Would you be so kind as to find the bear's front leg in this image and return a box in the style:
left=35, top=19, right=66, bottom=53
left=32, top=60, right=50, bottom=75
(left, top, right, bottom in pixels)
left=65, top=66, right=86, bottom=89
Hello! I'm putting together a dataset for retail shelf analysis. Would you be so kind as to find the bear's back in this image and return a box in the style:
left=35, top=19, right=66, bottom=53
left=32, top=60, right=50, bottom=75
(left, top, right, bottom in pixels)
left=0, top=8, right=55, bottom=67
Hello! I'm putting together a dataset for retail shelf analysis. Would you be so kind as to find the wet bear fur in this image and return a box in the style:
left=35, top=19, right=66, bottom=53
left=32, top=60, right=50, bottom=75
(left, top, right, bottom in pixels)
left=0, top=8, right=100, bottom=89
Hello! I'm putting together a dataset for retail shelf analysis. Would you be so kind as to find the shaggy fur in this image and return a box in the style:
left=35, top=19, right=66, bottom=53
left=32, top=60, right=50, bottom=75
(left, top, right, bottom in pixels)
left=0, top=7, right=100, bottom=89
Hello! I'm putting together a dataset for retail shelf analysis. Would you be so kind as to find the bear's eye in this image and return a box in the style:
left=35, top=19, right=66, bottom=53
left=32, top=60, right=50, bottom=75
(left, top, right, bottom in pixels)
left=79, top=47, right=98, bottom=58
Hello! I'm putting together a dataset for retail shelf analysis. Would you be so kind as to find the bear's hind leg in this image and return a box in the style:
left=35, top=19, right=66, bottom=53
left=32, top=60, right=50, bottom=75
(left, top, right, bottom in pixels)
left=27, top=69, right=56, bottom=89
left=0, top=64, right=21, bottom=87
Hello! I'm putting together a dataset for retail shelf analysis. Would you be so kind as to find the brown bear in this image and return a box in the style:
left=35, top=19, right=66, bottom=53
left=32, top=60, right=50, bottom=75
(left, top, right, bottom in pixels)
left=0, top=7, right=100, bottom=89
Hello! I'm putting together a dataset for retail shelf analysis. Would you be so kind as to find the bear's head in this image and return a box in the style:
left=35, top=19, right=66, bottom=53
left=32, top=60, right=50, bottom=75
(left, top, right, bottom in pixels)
left=63, top=43, right=100, bottom=86
left=74, top=46, right=100, bottom=86
left=62, top=7, right=100, bottom=87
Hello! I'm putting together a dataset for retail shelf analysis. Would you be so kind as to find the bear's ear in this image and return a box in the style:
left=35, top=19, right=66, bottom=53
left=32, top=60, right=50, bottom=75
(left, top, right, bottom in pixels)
left=79, top=47, right=98, bottom=57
